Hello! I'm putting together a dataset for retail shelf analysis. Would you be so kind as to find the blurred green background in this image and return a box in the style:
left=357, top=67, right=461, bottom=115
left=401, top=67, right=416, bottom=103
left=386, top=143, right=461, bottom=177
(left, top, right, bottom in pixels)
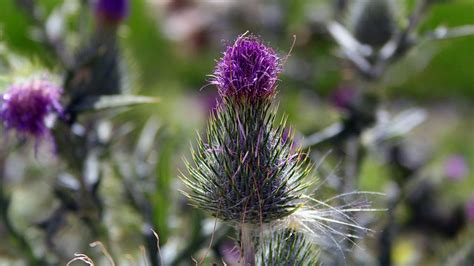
left=0, top=0, right=473, bottom=265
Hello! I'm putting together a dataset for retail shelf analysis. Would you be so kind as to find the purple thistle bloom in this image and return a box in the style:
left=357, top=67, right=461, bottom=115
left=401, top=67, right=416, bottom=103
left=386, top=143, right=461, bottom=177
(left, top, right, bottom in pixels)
left=1, top=79, right=63, bottom=141
left=94, top=0, right=129, bottom=24
left=211, top=34, right=281, bottom=100
left=444, top=154, right=469, bottom=181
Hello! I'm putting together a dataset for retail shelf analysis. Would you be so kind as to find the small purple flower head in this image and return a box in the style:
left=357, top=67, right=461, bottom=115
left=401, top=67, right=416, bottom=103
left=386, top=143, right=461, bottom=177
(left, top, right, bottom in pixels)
left=1, top=79, right=63, bottom=141
left=94, top=0, right=129, bottom=24
left=211, top=33, right=281, bottom=100
left=444, top=154, right=469, bottom=182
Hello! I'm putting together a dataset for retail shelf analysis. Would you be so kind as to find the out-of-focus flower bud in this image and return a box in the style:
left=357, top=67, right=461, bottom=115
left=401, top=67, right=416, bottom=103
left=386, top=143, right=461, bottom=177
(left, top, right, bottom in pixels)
left=350, top=0, right=396, bottom=47
left=1, top=78, right=63, bottom=142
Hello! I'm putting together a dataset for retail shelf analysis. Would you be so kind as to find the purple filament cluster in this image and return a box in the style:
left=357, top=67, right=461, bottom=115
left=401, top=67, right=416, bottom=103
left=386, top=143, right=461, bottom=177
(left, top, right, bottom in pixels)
left=211, top=34, right=281, bottom=100
left=1, top=79, right=63, bottom=140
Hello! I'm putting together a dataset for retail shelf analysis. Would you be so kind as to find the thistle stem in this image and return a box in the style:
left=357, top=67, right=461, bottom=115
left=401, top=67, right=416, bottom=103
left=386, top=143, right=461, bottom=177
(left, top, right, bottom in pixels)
left=0, top=146, right=43, bottom=265
left=240, top=224, right=256, bottom=266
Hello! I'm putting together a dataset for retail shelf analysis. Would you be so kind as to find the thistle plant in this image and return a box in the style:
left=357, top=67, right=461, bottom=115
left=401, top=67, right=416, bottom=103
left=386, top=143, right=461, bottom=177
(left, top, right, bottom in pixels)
left=183, top=33, right=373, bottom=265
left=182, top=33, right=309, bottom=264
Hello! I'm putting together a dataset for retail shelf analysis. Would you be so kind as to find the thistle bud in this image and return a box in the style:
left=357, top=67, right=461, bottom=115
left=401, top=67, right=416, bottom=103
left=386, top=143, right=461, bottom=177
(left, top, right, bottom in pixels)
left=1, top=79, right=63, bottom=141
left=183, top=34, right=309, bottom=225
left=257, top=230, right=318, bottom=265
left=350, top=0, right=396, bottom=47
left=211, top=34, right=281, bottom=100
left=94, top=0, right=129, bottom=24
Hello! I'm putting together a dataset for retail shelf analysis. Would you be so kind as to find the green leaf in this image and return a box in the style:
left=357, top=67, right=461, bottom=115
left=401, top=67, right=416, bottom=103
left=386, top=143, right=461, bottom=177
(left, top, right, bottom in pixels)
left=69, top=95, right=159, bottom=113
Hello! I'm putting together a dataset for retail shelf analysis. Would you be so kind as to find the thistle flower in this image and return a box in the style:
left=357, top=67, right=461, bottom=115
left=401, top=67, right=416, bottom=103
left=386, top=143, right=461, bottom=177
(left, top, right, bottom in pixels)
left=1, top=79, right=63, bottom=141
left=183, top=33, right=378, bottom=264
left=211, top=34, right=281, bottom=100
left=183, top=34, right=309, bottom=225
left=94, top=0, right=129, bottom=24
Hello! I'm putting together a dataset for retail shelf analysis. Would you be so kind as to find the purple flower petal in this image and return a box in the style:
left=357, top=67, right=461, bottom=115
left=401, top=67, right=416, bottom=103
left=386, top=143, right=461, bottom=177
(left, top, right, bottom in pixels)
left=211, top=34, right=281, bottom=100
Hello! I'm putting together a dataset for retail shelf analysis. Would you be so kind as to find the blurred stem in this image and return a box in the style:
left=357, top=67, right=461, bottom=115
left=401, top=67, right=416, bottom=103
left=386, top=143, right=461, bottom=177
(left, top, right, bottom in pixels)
left=342, top=136, right=364, bottom=195
left=335, top=136, right=364, bottom=262
left=378, top=196, right=399, bottom=266
left=78, top=0, right=90, bottom=42
left=122, top=177, right=160, bottom=266
left=54, top=124, right=114, bottom=257
left=0, top=146, right=43, bottom=265
left=240, top=224, right=255, bottom=266
left=75, top=174, right=116, bottom=258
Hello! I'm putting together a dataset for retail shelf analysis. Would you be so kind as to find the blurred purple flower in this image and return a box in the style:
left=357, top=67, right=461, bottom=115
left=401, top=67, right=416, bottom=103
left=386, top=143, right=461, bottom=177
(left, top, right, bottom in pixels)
left=1, top=79, right=63, bottom=141
left=444, top=154, right=469, bottom=181
left=220, top=241, right=240, bottom=266
left=466, top=194, right=474, bottom=223
left=330, top=86, right=357, bottom=110
left=95, top=0, right=129, bottom=24
left=211, top=33, right=281, bottom=100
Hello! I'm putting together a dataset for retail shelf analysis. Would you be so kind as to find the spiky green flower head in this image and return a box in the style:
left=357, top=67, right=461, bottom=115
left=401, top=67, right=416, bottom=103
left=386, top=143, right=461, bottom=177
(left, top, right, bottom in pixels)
left=183, top=33, right=311, bottom=225
left=257, top=229, right=318, bottom=265
left=350, top=0, right=396, bottom=47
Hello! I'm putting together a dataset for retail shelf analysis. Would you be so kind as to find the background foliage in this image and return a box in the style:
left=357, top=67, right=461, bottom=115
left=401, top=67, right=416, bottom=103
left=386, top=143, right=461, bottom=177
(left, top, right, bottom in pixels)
left=0, top=0, right=473, bottom=265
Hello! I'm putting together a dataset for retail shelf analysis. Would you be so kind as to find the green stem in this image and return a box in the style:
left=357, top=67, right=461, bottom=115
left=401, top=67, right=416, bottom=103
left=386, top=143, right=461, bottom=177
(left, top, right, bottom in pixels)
left=240, top=224, right=256, bottom=266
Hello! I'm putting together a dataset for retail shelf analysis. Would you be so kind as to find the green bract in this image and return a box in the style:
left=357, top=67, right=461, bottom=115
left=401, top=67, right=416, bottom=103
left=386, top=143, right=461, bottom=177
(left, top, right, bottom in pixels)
left=182, top=96, right=310, bottom=224
left=257, top=229, right=319, bottom=265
